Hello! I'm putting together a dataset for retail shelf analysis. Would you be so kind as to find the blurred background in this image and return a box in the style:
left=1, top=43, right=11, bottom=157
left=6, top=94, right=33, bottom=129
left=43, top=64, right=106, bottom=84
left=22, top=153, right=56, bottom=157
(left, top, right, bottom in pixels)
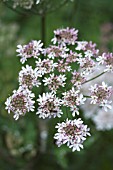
left=0, top=0, right=113, bottom=170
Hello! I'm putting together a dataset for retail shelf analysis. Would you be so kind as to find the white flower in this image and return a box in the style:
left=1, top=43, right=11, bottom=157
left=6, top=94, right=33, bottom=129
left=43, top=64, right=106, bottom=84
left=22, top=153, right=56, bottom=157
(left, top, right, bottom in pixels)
left=43, top=73, right=66, bottom=93
left=89, top=82, right=112, bottom=111
left=19, top=65, right=41, bottom=89
left=62, top=87, right=86, bottom=116
left=36, top=92, right=63, bottom=119
left=5, top=86, right=35, bottom=120
left=54, top=118, right=90, bottom=152
left=16, top=40, right=43, bottom=64
left=36, top=58, right=57, bottom=76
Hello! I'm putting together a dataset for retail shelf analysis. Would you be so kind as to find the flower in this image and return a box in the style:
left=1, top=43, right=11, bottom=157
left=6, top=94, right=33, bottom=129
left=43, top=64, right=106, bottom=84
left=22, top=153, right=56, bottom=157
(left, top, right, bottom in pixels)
left=76, top=41, right=99, bottom=57
left=52, top=27, right=78, bottom=45
left=3, top=0, right=40, bottom=9
left=71, top=70, right=86, bottom=89
left=19, top=65, right=41, bottom=89
left=96, top=52, right=113, bottom=72
left=36, top=58, right=58, bottom=76
left=89, top=82, right=112, bottom=111
left=54, top=118, right=90, bottom=151
left=57, top=59, right=72, bottom=73
left=62, top=87, right=86, bottom=116
left=5, top=86, right=35, bottom=120
left=77, top=55, right=96, bottom=76
left=36, top=92, right=63, bottom=119
left=43, top=45, right=68, bottom=59
left=43, top=73, right=66, bottom=93
left=16, top=40, right=43, bottom=64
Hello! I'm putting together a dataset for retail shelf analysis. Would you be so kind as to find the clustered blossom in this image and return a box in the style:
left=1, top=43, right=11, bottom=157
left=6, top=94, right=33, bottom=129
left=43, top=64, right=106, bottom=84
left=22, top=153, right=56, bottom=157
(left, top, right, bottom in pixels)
left=89, top=82, right=112, bottom=111
left=43, top=45, right=68, bottom=59
left=19, top=65, right=41, bottom=89
left=36, top=58, right=58, bottom=76
left=5, top=86, right=35, bottom=120
left=62, top=88, right=86, bottom=116
left=97, top=52, right=113, bottom=72
left=43, top=73, right=66, bottom=93
left=52, top=27, right=78, bottom=45
left=54, top=118, right=90, bottom=151
left=6, top=27, right=113, bottom=151
left=36, top=92, right=63, bottom=119
left=3, top=0, right=41, bottom=9
left=16, top=40, right=43, bottom=64
left=71, top=71, right=86, bottom=89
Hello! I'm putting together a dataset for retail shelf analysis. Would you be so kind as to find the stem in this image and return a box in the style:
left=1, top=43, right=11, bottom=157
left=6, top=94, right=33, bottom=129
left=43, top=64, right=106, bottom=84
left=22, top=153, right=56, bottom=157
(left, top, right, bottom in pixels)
left=84, top=95, right=91, bottom=98
left=82, top=72, right=106, bottom=84
left=41, top=14, right=46, bottom=45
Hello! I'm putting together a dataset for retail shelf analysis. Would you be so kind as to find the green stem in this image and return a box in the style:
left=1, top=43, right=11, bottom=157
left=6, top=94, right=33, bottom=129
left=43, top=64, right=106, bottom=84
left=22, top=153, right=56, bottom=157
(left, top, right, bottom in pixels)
left=82, top=71, right=106, bottom=84
left=83, top=95, right=91, bottom=98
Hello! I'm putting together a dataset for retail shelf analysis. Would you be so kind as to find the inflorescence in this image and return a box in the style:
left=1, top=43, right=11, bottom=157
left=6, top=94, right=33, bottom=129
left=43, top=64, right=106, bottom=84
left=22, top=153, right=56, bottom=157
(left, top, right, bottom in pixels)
left=5, top=27, right=113, bottom=151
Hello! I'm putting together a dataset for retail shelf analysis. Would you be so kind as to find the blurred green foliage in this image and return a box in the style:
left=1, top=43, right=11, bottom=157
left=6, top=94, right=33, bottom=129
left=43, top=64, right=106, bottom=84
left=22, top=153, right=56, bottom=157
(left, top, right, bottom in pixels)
left=0, top=0, right=113, bottom=170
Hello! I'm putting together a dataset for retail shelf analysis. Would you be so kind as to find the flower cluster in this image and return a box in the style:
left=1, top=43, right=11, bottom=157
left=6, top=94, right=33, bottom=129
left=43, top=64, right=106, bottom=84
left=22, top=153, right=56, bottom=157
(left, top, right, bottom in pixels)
left=3, top=0, right=40, bottom=9
left=5, top=27, right=113, bottom=151
left=5, top=86, right=35, bottom=120
left=54, top=118, right=90, bottom=151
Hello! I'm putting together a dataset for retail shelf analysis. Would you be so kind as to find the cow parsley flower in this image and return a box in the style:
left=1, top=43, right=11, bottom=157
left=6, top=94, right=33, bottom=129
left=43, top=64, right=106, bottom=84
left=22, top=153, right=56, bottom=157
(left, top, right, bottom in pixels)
left=77, top=56, right=96, bottom=76
left=43, top=45, right=68, bottom=59
left=43, top=73, right=66, bottom=93
left=97, top=52, right=113, bottom=72
left=52, top=27, right=78, bottom=45
left=57, top=59, right=72, bottom=73
left=76, top=41, right=99, bottom=57
left=36, top=58, right=58, bottom=76
left=90, top=82, right=112, bottom=111
left=36, top=92, right=63, bottom=119
left=16, top=40, right=43, bottom=64
left=71, top=71, right=86, bottom=89
left=19, top=65, right=41, bottom=89
left=5, top=86, right=35, bottom=120
left=54, top=118, right=90, bottom=151
left=62, top=87, right=86, bottom=116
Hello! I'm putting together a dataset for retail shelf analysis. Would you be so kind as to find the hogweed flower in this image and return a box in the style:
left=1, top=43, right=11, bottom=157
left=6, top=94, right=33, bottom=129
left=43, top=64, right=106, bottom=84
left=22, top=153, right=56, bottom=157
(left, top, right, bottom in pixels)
left=43, top=73, right=66, bottom=93
left=36, top=92, right=63, bottom=119
left=54, top=118, right=90, bottom=151
left=36, top=58, right=58, bottom=76
left=97, top=52, right=113, bottom=72
left=19, top=65, right=41, bottom=89
left=62, top=87, right=86, bottom=116
left=16, top=40, right=43, bottom=64
left=71, top=71, right=86, bottom=89
left=43, top=45, right=68, bottom=59
left=5, top=86, right=35, bottom=120
left=3, top=0, right=41, bottom=9
left=52, top=27, right=78, bottom=45
left=5, top=26, right=113, bottom=151
left=89, top=82, right=112, bottom=111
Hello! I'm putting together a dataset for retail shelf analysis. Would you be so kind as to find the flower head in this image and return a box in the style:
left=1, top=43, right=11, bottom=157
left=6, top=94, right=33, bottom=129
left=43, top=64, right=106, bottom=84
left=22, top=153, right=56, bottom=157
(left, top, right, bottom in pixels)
left=36, top=92, right=63, bottom=119
left=16, top=40, right=43, bottom=64
left=52, top=27, right=78, bottom=45
left=5, top=86, right=35, bottom=120
left=62, top=88, right=86, bottom=116
left=54, top=118, right=90, bottom=151
left=19, top=65, right=41, bottom=89
left=43, top=73, right=66, bottom=93
left=90, top=82, right=112, bottom=111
